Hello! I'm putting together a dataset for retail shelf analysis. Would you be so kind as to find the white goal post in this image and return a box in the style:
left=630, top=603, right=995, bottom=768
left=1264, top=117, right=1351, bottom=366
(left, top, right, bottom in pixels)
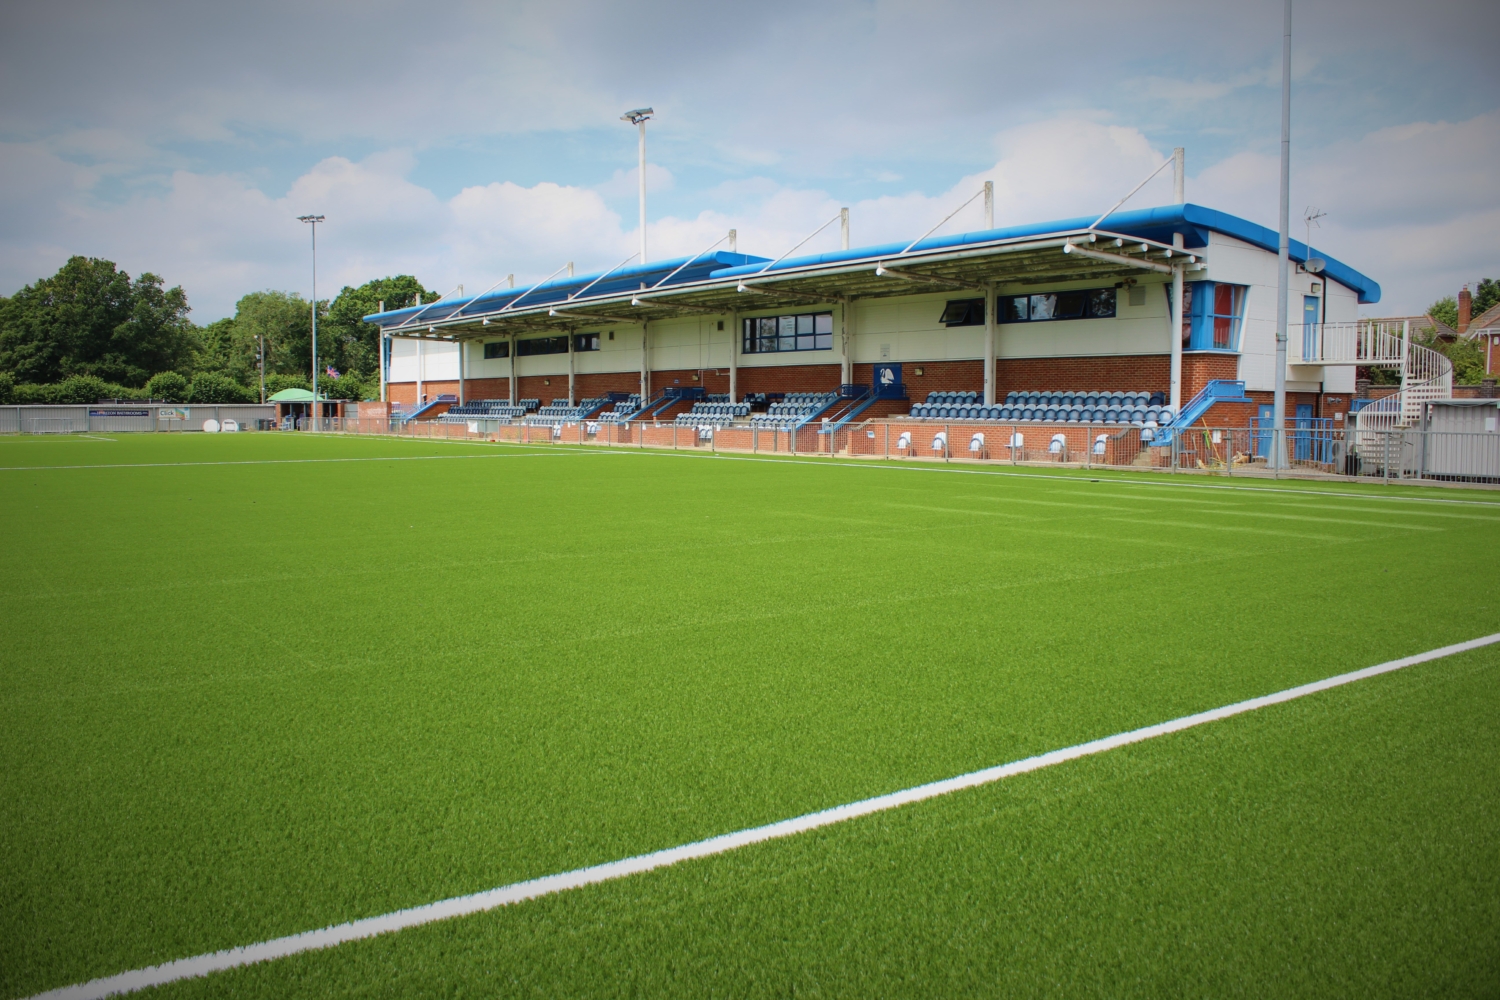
left=27, top=417, right=79, bottom=434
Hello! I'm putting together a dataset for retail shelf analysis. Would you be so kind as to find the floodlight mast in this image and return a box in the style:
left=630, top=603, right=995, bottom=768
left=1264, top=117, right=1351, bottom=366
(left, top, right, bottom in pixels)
left=298, top=214, right=325, bottom=428
left=621, top=107, right=654, bottom=264
left=1273, top=0, right=1292, bottom=470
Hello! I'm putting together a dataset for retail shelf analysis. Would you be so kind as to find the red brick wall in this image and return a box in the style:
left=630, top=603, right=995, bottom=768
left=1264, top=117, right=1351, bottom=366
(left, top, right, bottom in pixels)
left=736, top=363, right=842, bottom=395
left=1181, top=352, right=1240, bottom=400
left=652, top=368, right=734, bottom=396
left=458, top=377, right=510, bottom=401
left=574, top=371, right=648, bottom=399
left=387, top=380, right=460, bottom=406
left=995, top=355, right=1170, bottom=397
left=854, top=360, right=982, bottom=402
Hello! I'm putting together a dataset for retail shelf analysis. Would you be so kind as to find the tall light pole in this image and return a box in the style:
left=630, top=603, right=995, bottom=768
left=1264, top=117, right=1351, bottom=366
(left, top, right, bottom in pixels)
left=298, top=214, right=324, bottom=429
left=1273, top=0, right=1292, bottom=469
left=620, top=108, right=653, bottom=264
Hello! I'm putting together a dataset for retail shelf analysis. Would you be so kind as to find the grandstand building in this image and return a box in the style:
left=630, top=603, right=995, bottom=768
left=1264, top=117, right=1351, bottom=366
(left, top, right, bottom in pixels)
left=368, top=203, right=1379, bottom=430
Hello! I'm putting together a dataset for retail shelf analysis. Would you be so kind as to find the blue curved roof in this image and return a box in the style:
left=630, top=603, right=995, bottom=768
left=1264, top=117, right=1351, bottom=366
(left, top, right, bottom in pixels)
left=364, top=250, right=770, bottom=325
left=366, top=202, right=1379, bottom=326
left=710, top=202, right=1380, bottom=304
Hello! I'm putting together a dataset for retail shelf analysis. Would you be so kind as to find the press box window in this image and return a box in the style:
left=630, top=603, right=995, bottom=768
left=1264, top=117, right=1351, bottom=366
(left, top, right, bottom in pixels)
left=1002, top=287, right=1115, bottom=322
left=1172, top=281, right=1246, bottom=351
left=516, top=336, right=569, bottom=356
left=939, top=299, right=985, bottom=327
left=574, top=333, right=600, bottom=352
left=483, top=341, right=509, bottom=359
left=741, top=311, right=833, bottom=353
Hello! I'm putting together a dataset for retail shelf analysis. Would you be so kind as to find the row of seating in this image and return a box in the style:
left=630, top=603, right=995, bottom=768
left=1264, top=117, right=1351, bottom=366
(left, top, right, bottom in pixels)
left=750, top=392, right=838, bottom=429
left=760, top=392, right=837, bottom=418
left=1004, top=390, right=1164, bottom=407
left=676, top=401, right=751, bottom=424
left=597, top=394, right=642, bottom=424
left=908, top=402, right=1176, bottom=425
left=446, top=398, right=540, bottom=416
left=534, top=397, right=608, bottom=417
left=925, top=391, right=980, bottom=405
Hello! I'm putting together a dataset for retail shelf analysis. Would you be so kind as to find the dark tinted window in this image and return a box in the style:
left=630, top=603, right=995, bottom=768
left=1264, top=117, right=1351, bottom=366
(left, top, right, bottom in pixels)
left=1002, top=287, right=1118, bottom=323
left=483, top=341, right=509, bottom=359
left=517, top=336, right=568, bottom=356
left=1054, top=291, right=1086, bottom=319
left=742, top=311, right=834, bottom=353
left=574, top=333, right=600, bottom=352
left=940, top=298, right=985, bottom=326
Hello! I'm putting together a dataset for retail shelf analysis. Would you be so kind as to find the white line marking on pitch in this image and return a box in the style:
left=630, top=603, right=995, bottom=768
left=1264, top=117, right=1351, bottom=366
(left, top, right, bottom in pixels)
left=28, top=632, right=1500, bottom=1000
left=577, top=445, right=1500, bottom=507
left=0, top=449, right=586, bottom=472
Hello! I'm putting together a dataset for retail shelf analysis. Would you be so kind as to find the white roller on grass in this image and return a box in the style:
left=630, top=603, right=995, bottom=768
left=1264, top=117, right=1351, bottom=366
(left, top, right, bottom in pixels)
left=29, top=632, right=1500, bottom=1000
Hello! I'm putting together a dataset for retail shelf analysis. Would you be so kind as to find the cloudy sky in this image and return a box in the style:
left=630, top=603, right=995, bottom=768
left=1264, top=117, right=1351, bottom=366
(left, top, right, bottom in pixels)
left=2, top=0, right=1496, bottom=320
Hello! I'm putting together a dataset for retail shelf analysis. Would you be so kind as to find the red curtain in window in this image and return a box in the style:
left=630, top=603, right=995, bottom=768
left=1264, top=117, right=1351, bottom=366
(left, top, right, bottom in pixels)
left=1213, top=284, right=1235, bottom=349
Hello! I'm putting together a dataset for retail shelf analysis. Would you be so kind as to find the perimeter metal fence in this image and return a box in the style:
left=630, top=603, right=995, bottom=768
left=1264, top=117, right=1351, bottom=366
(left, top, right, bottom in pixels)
left=314, top=415, right=1499, bottom=486
left=0, top=404, right=276, bottom=434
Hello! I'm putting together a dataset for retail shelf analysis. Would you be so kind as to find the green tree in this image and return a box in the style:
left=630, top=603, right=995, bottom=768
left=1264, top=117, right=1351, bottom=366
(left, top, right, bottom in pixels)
left=195, top=316, right=259, bottom=385
left=323, top=276, right=432, bottom=379
left=186, top=372, right=255, bottom=404
left=264, top=373, right=310, bottom=396
left=146, top=371, right=190, bottom=402
left=1429, top=296, right=1459, bottom=329
left=1471, top=278, right=1499, bottom=319
left=0, top=256, right=195, bottom=386
left=229, top=290, right=319, bottom=379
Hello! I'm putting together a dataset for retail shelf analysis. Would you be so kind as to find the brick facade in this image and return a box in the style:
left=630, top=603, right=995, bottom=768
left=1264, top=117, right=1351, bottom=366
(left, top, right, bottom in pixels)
left=854, top=360, right=982, bottom=401
left=995, top=355, right=1169, bottom=396
left=736, top=363, right=843, bottom=395
left=388, top=350, right=1359, bottom=427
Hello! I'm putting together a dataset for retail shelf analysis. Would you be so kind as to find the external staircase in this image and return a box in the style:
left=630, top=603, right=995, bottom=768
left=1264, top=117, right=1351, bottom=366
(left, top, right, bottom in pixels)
left=1300, top=320, right=1452, bottom=432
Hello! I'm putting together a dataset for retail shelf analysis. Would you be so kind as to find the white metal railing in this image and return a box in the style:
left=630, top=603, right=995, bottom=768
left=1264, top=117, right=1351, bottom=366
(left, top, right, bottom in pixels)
left=1304, top=320, right=1453, bottom=432
left=1301, top=320, right=1406, bottom=367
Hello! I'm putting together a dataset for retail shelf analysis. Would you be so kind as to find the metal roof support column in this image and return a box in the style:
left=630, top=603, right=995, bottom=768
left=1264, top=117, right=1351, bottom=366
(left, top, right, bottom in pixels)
left=641, top=323, right=650, bottom=406
left=509, top=334, right=517, bottom=404
left=1170, top=266, right=1184, bottom=412
left=568, top=329, right=575, bottom=405
left=1170, top=146, right=1186, bottom=414
left=417, top=337, right=425, bottom=406
left=841, top=298, right=854, bottom=386
left=984, top=281, right=996, bottom=405
left=729, top=310, right=738, bottom=402
left=379, top=334, right=387, bottom=404
left=458, top=339, right=466, bottom=405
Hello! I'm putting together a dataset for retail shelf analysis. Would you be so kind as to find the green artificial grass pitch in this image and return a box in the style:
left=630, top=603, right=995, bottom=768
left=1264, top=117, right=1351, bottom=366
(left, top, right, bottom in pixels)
left=1, top=432, right=1497, bottom=998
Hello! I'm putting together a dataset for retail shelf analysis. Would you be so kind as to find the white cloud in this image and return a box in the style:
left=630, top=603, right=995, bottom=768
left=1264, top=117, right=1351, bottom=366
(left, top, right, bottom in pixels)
left=3, top=112, right=1497, bottom=323
left=1195, top=110, right=1500, bottom=312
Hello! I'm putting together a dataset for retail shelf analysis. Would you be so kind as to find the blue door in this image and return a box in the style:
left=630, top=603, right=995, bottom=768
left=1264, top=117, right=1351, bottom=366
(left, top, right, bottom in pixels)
left=1294, top=403, right=1313, bottom=461
left=1254, top=403, right=1274, bottom=457
left=1302, top=295, right=1320, bottom=361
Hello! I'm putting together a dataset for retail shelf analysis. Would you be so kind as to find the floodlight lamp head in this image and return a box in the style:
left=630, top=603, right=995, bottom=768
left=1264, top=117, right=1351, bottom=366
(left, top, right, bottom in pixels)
left=620, top=107, right=654, bottom=125
left=297, top=214, right=325, bottom=223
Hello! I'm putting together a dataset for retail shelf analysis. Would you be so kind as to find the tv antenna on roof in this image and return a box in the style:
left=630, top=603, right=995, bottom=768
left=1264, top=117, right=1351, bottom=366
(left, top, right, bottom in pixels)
left=1303, top=206, right=1327, bottom=273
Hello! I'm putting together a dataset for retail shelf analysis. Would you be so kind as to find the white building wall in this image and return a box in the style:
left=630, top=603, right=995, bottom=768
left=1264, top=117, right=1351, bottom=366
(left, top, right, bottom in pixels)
left=1201, top=231, right=1362, bottom=394
left=387, top=337, right=460, bottom=383
left=385, top=231, right=1373, bottom=396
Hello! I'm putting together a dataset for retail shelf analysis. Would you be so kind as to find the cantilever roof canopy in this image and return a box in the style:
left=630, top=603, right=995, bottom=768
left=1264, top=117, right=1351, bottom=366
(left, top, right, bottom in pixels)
left=365, top=203, right=1380, bottom=342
